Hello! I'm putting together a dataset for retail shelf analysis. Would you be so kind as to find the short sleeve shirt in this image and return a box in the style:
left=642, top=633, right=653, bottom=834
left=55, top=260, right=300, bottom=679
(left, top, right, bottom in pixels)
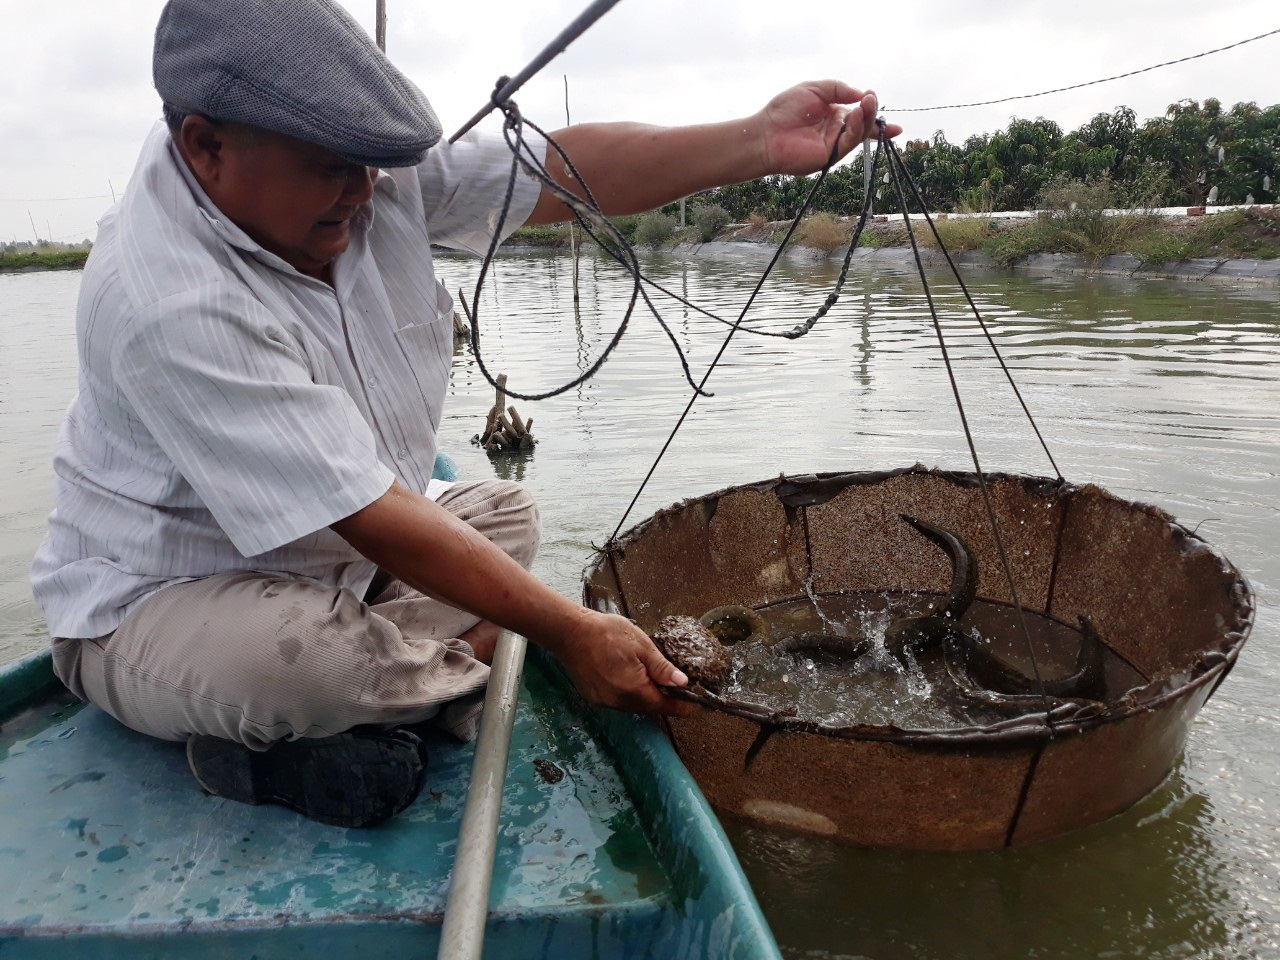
left=31, top=122, right=543, bottom=639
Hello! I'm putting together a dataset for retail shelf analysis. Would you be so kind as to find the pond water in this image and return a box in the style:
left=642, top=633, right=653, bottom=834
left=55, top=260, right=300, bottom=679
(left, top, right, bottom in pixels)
left=1, top=247, right=1277, bottom=959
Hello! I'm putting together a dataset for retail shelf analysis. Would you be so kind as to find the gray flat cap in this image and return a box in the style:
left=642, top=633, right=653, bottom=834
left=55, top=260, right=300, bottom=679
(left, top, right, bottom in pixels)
left=154, top=0, right=440, bottom=167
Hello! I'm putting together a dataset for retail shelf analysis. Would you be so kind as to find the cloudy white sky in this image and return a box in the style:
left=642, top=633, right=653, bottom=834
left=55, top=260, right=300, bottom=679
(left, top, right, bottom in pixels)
left=1, top=0, right=1276, bottom=243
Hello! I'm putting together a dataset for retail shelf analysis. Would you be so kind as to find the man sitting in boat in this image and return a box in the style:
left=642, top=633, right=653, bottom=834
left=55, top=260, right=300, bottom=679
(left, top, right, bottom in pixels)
left=30, top=0, right=898, bottom=827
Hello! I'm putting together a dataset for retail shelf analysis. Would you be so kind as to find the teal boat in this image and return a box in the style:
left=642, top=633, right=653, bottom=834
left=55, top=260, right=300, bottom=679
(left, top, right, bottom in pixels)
left=0, top=644, right=778, bottom=958
left=0, top=454, right=779, bottom=958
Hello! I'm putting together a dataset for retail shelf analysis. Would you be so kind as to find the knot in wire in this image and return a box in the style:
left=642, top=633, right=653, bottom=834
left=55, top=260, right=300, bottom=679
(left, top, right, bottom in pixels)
left=490, top=75, right=513, bottom=108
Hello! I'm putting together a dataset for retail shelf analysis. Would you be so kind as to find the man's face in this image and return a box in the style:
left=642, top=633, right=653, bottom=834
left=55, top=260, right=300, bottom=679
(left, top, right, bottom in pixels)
left=178, top=119, right=377, bottom=280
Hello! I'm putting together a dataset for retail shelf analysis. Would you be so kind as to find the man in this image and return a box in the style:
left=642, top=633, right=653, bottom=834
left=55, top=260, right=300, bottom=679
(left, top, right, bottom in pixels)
left=31, top=0, right=901, bottom=827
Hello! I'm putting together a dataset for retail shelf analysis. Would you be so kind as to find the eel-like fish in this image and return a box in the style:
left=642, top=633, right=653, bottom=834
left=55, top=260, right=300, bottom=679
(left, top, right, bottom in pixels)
left=963, top=614, right=1108, bottom=701
left=767, top=514, right=975, bottom=667
left=767, top=515, right=1110, bottom=711
left=882, top=514, right=979, bottom=660
left=704, top=516, right=1113, bottom=769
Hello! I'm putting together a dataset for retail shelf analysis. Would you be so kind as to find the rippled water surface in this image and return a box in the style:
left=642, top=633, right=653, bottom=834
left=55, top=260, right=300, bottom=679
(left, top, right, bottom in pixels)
left=2, top=250, right=1277, bottom=959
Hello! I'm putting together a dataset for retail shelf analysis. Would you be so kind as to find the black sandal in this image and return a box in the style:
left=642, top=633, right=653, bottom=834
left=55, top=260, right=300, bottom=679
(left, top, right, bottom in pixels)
left=187, top=728, right=427, bottom=827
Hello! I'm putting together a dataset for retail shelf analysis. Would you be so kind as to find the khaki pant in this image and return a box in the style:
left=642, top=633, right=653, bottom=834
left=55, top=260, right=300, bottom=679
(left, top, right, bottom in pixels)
left=52, top=480, right=539, bottom=748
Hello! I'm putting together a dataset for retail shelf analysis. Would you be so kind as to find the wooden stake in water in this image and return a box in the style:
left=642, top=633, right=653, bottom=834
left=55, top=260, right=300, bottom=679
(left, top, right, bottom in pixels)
left=375, top=0, right=387, bottom=52
left=474, top=372, right=536, bottom=452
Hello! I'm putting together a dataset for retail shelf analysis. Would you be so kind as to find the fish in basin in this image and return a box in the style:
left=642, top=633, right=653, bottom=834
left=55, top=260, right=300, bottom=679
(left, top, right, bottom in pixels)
left=763, top=515, right=977, bottom=667
left=766, top=514, right=1109, bottom=713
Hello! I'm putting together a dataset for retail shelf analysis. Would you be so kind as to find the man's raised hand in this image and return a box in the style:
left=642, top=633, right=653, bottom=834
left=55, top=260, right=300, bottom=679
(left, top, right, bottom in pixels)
left=754, top=80, right=903, bottom=177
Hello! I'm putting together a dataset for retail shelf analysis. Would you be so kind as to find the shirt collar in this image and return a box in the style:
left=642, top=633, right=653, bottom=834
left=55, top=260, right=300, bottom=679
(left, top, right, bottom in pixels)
left=375, top=169, right=398, bottom=200
left=168, top=139, right=266, bottom=255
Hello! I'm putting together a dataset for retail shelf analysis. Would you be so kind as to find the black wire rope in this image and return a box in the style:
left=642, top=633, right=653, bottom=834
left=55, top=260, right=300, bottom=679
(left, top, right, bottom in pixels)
left=459, top=87, right=886, bottom=404
left=607, top=130, right=883, bottom=543
left=461, top=93, right=709, bottom=402
left=880, top=126, right=1055, bottom=718
left=581, top=146, right=885, bottom=342
left=891, top=162, right=1063, bottom=481
left=891, top=26, right=1280, bottom=112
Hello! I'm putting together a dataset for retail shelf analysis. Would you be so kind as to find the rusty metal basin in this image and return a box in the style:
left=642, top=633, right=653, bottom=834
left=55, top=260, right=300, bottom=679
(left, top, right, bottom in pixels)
left=582, top=467, right=1254, bottom=851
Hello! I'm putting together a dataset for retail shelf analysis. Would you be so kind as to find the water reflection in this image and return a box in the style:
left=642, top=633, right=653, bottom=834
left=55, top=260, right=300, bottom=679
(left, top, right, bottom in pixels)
left=489, top=450, right=531, bottom=484
left=728, top=767, right=1260, bottom=960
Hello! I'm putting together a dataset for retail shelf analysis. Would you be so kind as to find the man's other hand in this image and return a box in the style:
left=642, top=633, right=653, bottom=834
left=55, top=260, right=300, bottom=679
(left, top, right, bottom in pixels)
left=553, top=610, right=698, bottom=717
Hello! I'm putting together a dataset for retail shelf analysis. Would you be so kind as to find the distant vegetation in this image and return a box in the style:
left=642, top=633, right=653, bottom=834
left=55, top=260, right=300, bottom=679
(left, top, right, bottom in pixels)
left=506, top=196, right=1280, bottom=265
left=977, top=183, right=1280, bottom=265
left=703, top=98, right=1280, bottom=219
left=0, top=248, right=89, bottom=271
left=633, top=211, right=678, bottom=248
left=504, top=99, right=1280, bottom=266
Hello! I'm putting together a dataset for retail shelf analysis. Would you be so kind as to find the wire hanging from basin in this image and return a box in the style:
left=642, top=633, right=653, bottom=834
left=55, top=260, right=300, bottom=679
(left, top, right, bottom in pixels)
left=440, top=0, right=1069, bottom=720
left=878, top=123, right=1055, bottom=717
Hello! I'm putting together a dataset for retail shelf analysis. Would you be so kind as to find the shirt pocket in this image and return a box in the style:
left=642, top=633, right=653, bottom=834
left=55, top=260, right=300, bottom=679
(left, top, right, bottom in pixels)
left=392, top=305, right=453, bottom=434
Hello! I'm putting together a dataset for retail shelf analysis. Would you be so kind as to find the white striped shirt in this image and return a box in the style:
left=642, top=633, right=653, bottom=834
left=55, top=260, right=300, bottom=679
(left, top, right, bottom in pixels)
left=31, top=122, right=543, bottom=639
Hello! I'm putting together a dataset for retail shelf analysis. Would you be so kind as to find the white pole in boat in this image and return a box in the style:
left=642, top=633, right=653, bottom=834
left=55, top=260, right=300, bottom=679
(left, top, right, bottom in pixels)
left=437, top=629, right=528, bottom=960
left=371, top=9, right=527, bottom=952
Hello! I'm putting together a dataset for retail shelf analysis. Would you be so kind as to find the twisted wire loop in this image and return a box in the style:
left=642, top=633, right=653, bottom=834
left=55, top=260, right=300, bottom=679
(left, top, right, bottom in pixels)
left=458, top=90, right=887, bottom=403
left=879, top=125, right=1056, bottom=720
left=461, top=86, right=1067, bottom=719
left=463, top=93, right=680, bottom=402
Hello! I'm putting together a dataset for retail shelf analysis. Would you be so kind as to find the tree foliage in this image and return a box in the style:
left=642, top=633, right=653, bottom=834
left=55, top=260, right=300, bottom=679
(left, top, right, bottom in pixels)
left=702, top=99, right=1280, bottom=218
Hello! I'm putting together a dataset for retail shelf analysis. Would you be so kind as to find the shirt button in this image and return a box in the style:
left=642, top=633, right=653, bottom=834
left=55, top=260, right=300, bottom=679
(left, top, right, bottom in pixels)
left=367, top=377, right=378, bottom=388
left=397, top=448, right=410, bottom=460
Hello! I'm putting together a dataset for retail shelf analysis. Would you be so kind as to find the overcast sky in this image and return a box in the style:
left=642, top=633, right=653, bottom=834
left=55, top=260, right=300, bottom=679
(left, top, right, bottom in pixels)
left=1, top=0, right=1276, bottom=243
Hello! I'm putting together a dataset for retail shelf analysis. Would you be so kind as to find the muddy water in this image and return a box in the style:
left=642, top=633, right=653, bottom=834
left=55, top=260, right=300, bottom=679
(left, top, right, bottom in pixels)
left=2, top=249, right=1277, bottom=959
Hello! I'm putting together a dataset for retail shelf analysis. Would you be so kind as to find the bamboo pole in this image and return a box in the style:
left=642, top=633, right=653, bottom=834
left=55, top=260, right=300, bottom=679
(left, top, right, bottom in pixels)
left=375, top=0, right=387, bottom=52
left=473, top=371, right=536, bottom=452
left=449, top=0, right=626, bottom=143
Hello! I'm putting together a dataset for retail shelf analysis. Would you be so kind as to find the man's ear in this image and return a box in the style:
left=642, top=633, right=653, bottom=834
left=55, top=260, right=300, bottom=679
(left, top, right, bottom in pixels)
left=176, top=115, right=226, bottom=183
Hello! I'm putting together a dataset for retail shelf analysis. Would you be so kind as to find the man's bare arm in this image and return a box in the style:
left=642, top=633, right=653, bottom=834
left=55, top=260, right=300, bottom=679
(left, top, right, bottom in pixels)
left=331, top=481, right=693, bottom=716
left=525, top=82, right=902, bottom=224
